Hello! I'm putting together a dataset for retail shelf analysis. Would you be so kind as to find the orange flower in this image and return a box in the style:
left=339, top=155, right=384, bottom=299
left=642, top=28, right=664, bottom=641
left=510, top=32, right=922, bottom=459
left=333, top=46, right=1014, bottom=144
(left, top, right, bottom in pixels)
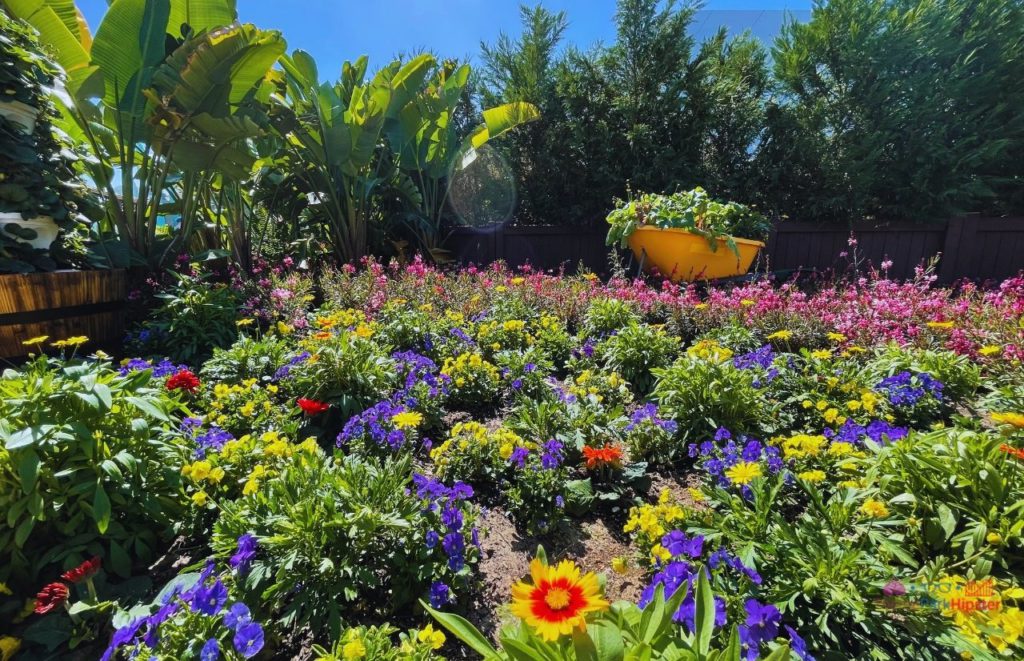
left=510, top=558, right=608, bottom=641
left=1000, top=444, right=1024, bottom=461
left=581, top=443, right=624, bottom=470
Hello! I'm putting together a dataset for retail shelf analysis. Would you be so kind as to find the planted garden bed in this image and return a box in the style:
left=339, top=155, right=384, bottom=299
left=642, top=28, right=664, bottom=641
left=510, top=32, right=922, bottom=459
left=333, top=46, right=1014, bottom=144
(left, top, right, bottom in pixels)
left=2, top=260, right=1022, bottom=660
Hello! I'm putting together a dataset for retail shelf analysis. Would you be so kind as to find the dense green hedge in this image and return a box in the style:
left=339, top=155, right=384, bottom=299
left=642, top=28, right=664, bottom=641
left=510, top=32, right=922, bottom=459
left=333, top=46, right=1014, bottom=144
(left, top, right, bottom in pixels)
left=480, top=0, right=1024, bottom=226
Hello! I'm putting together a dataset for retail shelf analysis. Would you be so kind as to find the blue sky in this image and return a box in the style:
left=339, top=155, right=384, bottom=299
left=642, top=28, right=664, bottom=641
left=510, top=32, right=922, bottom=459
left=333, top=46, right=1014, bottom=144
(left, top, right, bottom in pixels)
left=75, top=1, right=811, bottom=79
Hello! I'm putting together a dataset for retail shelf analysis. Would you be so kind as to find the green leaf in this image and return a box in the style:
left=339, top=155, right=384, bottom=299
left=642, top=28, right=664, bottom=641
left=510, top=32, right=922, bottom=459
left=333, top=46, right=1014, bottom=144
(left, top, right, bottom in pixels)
left=93, top=383, right=113, bottom=410
left=692, top=570, right=716, bottom=655
left=125, top=396, right=169, bottom=421
left=467, top=102, right=541, bottom=149
left=109, top=539, right=132, bottom=578
left=5, top=0, right=92, bottom=83
left=422, top=602, right=499, bottom=659
left=17, top=450, right=40, bottom=494
left=92, top=484, right=111, bottom=534
left=167, top=0, right=237, bottom=37
left=91, top=0, right=171, bottom=114
left=760, top=644, right=791, bottom=661
left=14, top=516, right=35, bottom=547
left=937, top=503, right=957, bottom=541
left=589, top=621, right=626, bottom=661
left=573, top=629, right=598, bottom=661
left=7, top=425, right=50, bottom=450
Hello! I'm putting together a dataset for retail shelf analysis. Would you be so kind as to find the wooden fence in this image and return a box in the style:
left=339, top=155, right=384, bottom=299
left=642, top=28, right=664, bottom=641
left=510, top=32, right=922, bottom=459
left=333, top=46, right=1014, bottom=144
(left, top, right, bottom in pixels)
left=443, top=216, right=1024, bottom=283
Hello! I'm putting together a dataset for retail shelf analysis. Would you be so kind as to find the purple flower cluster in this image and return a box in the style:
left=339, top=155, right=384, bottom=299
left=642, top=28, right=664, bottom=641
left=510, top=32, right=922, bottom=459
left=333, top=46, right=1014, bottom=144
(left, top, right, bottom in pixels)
left=740, top=599, right=781, bottom=660
left=181, top=418, right=235, bottom=458
left=273, top=351, right=311, bottom=380
left=392, top=351, right=448, bottom=396
left=733, top=345, right=780, bottom=387
left=230, top=533, right=258, bottom=572
left=875, top=371, right=943, bottom=407
left=101, top=556, right=263, bottom=661
left=119, top=358, right=186, bottom=378
left=826, top=419, right=908, bottom=445
left=662, top=530, right=704, bottom=559
left=338, top=400, right=410, bottom=450
left=690, top=429, right=782, bottom=489
left=625, top=403, right=679, bottom=433
left=638, top=562, right=727, bottom=633
left=540, top=439, right=565, bottom=469
left=450, top=327, right=476, bottom=346
left=707, top=547, right=762, bottom=585
left=412, top=474, right=476, bottom=575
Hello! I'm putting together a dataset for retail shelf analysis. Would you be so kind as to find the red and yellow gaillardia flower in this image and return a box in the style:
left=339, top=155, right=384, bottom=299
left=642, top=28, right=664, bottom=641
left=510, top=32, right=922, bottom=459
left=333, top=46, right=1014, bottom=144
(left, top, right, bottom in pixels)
left=510, top=558, right=609, bottom=641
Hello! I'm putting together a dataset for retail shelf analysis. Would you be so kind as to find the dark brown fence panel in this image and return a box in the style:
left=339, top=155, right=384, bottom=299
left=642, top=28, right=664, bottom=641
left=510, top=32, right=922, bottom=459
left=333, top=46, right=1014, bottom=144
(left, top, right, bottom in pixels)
left=443, top=218, right=1024, bottom=283
left=764, top=222, right=946, bottom=281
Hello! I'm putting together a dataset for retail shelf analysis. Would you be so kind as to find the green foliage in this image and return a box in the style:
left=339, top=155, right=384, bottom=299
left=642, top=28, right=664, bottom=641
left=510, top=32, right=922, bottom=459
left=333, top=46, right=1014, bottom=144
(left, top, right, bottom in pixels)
left=596, top=322, right=680, bottom=395
left=760, top=0, right=1024, bottom=222
left=480, top=2, right=772, bottom=227
left=426, top=561, right=782, bottom=660
left=213, top=454, right=478, bottom=637
left=9, top=0, right=286, bottom=268
left=869, top=428, right=1024, bottom=574
left=312, top=623, right=444, bottom=661
left=653, top=348, right=771, bottom=442
left=199, top=334, right=294, bottom=384
left=583, top=297, right=642, bottom=337
left=0, top=356, right=181, bottom=591
left=284, top=332, right=397, bottom=418
left=129, top=272, right=241, bottom=364
left=606, top=188, right=771, bottom=252
left=0, top=12, right=91, bottom=273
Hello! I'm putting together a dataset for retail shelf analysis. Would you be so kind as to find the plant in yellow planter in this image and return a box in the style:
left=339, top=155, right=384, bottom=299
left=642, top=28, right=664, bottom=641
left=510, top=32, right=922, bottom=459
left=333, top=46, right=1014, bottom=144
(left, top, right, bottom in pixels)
left=606, top=188, right=771, bottom=281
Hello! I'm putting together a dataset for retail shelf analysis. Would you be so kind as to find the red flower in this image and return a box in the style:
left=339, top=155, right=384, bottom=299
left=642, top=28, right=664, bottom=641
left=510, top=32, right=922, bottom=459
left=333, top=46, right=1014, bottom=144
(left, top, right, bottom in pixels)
left=582, top=444, right=624, bottom=469
left=1000, top=443, right=1024, bottom=460
left=297, top=398, right=330, bottom=415
left=61, top=556, right=101, bottom=584
left=166, top=369, right=201, bottom=393
left=34, top=582, right=69, bottom=615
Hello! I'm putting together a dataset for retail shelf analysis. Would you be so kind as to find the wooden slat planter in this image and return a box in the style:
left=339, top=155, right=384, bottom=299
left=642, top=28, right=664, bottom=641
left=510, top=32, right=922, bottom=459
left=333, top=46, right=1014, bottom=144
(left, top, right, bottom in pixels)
left=0, top=270, right=127, bottom=358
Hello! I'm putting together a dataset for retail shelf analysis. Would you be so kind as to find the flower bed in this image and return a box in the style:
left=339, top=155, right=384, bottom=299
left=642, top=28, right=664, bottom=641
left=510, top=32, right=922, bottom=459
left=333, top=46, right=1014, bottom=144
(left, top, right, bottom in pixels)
left=1, top=259, right=1023, bottom=660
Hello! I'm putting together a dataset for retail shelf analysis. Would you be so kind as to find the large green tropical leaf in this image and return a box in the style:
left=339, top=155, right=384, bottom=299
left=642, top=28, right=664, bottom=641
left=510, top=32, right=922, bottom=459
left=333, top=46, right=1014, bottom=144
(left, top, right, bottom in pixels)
left=150, top=23, right=286, bottom=113
left=467, top=101, right=541, bottom=149
left=5, top=0, right=91, bottom=83
left=91, top=0, right=171, bottom=114
left=381, top=53, right=436, bottom=119
left=167, top=0, right=236, bottom=37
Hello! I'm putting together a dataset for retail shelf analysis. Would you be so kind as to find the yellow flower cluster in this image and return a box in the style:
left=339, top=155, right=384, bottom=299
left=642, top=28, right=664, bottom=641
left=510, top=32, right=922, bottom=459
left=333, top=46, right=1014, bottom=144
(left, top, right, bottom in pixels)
left=800, top=389, right=881, bottom=426
left=209, top=380, right=276, bottom=427
left=182, top=430, right=321, bottom=505
left=440, top=352, right=500, bottom=389
left=392, top=411, right=423, bottom=430
left=624, top=489, right=691, bottom=560
left=992, top=412, right=1024, bottom=429
left=315, top=308, right=366, bottom=331
left=476, top=318, right=532, bottom=352
left=686, top=339, right=733, bottom=362
left=860, top=498, right=889, bottom=518
left=565, top=370, right=632, bottom=406
left=52, top=335, right=89, bottom=348
left=780, top=434, right=829, bottom=459
left=429, top=422, right=531, bottom=480
left=928, top=576, right=1024, bottom=654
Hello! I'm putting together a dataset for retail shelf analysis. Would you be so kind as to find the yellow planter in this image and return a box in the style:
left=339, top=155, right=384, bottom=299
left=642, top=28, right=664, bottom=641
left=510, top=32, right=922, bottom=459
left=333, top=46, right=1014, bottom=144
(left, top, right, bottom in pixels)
left=627, top=226, right=764, bottom=282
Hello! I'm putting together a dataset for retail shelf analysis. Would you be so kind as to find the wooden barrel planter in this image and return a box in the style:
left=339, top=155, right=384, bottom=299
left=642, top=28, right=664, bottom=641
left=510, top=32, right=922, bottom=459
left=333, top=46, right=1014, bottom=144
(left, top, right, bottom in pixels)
left=0, top=270, right=127, bottom=358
